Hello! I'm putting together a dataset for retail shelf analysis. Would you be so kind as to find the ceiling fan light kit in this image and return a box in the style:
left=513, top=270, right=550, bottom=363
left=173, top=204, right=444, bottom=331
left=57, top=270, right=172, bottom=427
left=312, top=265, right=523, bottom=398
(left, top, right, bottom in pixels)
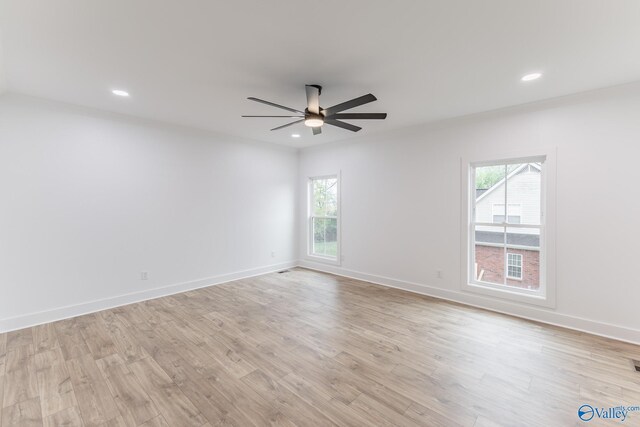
left=304, top=114, right=324, bottom=128
left=242, top=84, right=387, bottom=136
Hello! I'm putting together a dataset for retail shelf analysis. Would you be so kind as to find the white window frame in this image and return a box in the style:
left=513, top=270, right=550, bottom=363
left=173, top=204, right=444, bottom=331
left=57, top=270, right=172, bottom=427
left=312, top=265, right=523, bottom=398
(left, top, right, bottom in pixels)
left=506, top=253, right=523, bottom=280
left=307, top=174, right=341, bottom=265
left=460, top=148, right=556, bottom=308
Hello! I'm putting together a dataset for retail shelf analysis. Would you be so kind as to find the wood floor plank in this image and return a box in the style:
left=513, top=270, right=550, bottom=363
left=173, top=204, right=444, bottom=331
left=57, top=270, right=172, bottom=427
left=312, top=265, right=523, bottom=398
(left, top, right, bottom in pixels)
left=66, top=354, right=119, bottom=426
left=32, top=324, right=59, bottom=354
left=35, top=347, right=66, bottom=372
left=0, top=374, right=4, bottom=423
left=241, top=369, right=337, bottom=427
left=128, top=356, right=207, bottom=427
left=163, top=317, right=257, bottom=379
left=97, top=311, right=149, bottom=364
left=43, top=406, right=84, bottom=427
left=278, top=372, right=370, bottom=427
left=95, top=354, right=159, bottom=426
left=2, top=362, right=38, bottom=409
left=6, top=329, right=33, bottom=351
left=99, top=415, right=128, bottom=427
left=54, top=319, right=91, bottom=361
left=5, top=344, right=35, bottom=374
left=1, top=268, right=639, bottom=426
left=1, top=396, right=42, bottom=427
left=158, top=356, right=257, bottom=427
left=76, top=314, right=118, bottom=360
left=138, top=415, right=169, bottom=427
left=473, top=416, right=507, bottom=427
left=404, top=401, right=470, bottom=427
left=199, top=319, right=291, bottom=380
left=0, top=333, right=7, bottom=377
left=36, top=358, right=77, bottom=417
left=349, top=392, right=423, bottom=427
left=145, top=323, right=283, bottom=427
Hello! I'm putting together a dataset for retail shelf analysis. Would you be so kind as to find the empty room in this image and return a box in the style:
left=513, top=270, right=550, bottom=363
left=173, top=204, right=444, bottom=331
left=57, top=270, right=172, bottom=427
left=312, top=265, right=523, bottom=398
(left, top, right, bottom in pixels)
left=1, top=1, right=640, bottom=426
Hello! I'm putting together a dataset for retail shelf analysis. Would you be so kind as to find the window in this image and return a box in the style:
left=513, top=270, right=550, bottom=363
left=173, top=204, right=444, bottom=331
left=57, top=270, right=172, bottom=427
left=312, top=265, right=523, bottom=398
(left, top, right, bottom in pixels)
left=308, top=175, right=339, bottom=261
left=492, top=204, right=521, bottom=224
left=466, top=156, right=548, bottom=300
left=507, top=253, right=523, bottom=280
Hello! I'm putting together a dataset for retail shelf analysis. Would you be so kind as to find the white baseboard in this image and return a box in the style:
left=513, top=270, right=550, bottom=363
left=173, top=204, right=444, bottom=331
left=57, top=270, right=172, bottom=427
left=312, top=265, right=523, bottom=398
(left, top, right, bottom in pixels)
left=0, top=261, right=297, bottom=333
left=298, top=260, right=640, bottom=346
left=4, top=259, right=639, bottom=347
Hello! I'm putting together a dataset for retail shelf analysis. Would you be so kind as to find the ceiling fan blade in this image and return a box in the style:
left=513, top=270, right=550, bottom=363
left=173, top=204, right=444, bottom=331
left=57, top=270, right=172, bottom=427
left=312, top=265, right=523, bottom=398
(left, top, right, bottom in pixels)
left=325, top=119, right=362, bottom=132
left=325, top=113, right=387, bottom=120
left=312, top=126, right=322, bottom=135
left=242, top=115, right=303, bottom=118
left=247, top=97, right=303, bottom=114
left=270, top=119, right=304, bottom=131
left=305, top=85, right=321, bottom=114
left=323, top=94, right=377, bottom=116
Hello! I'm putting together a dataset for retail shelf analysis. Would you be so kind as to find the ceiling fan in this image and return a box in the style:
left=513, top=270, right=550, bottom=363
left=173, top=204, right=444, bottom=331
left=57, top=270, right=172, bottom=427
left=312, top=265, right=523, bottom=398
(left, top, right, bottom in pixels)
left=242, top=84, right=387, bottom=135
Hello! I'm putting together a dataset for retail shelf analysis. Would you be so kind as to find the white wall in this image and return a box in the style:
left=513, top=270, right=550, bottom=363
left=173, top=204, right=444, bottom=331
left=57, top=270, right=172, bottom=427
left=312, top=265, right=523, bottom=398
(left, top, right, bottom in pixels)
left=0, top=94, right=298, bottom=331
left=298, top=82, right=640, bottom=344
left=0, top=27, right=6, bottom=94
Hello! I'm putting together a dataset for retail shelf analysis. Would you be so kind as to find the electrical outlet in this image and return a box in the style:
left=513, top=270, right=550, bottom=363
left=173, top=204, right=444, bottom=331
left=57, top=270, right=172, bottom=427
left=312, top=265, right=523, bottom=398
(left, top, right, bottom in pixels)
left=271, top=251, right=276, bottom=258
left=141, top=271, right=148, bottom=280
left=436, top=270, right=443, bottom=279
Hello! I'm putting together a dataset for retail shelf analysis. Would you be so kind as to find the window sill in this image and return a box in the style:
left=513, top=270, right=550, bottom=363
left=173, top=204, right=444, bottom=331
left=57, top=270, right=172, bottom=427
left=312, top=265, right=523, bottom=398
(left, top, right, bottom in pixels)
left=305, top=253, right=341, bottom=266
left=462, top=280, right=555, bottom=308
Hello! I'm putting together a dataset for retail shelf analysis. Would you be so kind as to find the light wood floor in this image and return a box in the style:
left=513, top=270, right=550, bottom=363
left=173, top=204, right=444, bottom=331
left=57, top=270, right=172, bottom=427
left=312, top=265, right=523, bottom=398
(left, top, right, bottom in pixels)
left=1, top=268, right=639, bottom=426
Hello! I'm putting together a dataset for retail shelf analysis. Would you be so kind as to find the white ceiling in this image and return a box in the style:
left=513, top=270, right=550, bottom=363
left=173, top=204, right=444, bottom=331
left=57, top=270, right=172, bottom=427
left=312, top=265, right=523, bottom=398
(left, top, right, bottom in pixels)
left=1, top=0, right=640, bottom=147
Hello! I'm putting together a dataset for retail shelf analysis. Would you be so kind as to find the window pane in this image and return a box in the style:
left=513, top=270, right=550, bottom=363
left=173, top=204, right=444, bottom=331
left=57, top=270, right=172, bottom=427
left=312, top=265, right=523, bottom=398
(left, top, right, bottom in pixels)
left=492, top=207, right=521, bottom=224
left=313, top=217, right=337, bottom=257
left=313, top=178, right=338, bottom=217
left=506, top=163, right=541, bottom=225
left=506, top=228, right=540, bottom=290
left=474, top=225, right=505, bottom=285
left=507, top=215, right=521, bottom=224
left=475, top=165, right=505, bottom=223
left=475, top=226, right=541, bottom=290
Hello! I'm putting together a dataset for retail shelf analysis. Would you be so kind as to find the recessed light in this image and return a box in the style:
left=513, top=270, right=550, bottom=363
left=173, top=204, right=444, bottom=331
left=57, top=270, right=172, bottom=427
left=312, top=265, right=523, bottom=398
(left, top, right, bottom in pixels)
left=111, top=89, right=130, bottom=97
left=291, top=134, right=301, bottom=138
left=521, top=73, right=542, bottom=82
